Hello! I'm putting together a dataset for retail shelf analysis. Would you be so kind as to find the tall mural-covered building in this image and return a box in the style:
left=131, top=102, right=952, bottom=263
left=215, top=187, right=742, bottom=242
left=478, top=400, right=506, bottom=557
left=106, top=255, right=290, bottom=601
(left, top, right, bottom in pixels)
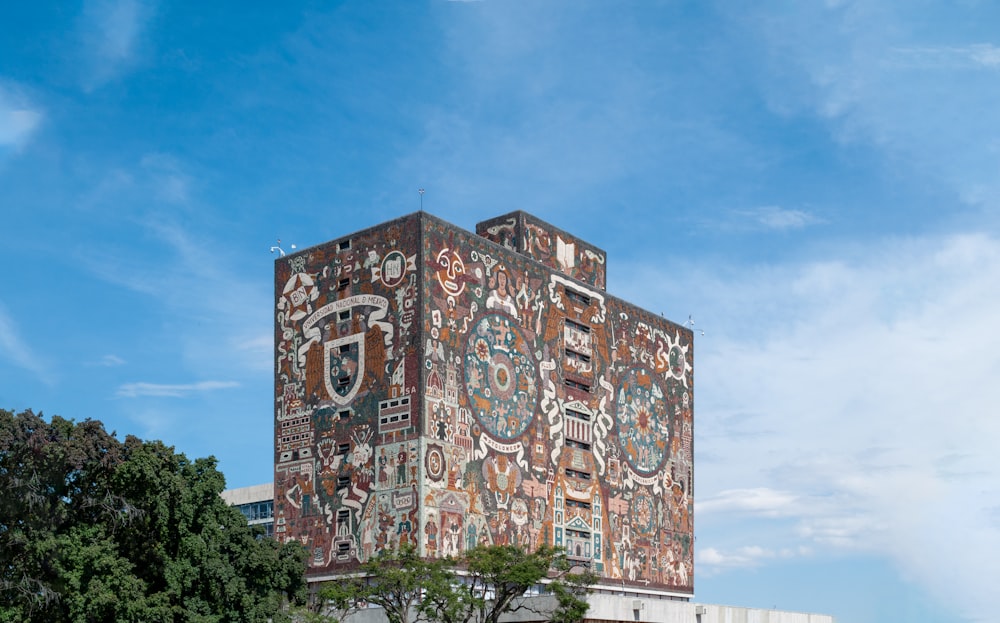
left=274, top=211, right=694, bottom=597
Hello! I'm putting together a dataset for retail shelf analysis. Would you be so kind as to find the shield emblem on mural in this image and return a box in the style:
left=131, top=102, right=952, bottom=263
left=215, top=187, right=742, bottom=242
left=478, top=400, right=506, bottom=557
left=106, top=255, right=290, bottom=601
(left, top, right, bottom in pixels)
left=323, top=333, right=366, bottom=405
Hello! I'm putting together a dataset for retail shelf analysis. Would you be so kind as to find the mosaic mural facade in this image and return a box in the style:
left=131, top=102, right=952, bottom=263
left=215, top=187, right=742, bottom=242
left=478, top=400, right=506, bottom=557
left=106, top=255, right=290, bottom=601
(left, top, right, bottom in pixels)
left=274, top=212, right=694, bottom=595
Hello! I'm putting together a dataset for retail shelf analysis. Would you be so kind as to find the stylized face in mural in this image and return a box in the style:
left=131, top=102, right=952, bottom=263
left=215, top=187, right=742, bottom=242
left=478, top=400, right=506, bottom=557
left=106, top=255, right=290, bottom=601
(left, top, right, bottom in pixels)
left=616, top=367, right=670, bottom=475
left=668, top=344, right=686, bottom=380
left=435, top=248, right=466, bottom=297
left=656, top=331, right=691, bottom=387
left=496, top=270, right=509, bottom=296
left=464, top=313, right=538, bottom=440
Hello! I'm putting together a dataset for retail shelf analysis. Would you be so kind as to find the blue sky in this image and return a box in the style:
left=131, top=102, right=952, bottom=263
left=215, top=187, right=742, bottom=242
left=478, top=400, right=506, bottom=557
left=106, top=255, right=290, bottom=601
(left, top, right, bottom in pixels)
left=2, top=2, right=998, bottom=622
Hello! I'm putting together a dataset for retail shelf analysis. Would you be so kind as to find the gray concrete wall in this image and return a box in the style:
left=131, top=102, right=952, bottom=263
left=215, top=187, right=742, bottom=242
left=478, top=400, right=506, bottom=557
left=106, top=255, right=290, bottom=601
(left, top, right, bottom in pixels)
left=329, top=594, right=834, bottom=623
left=687, top=603, right=834, bottom=623
left=220, top=482, right=273, bottom=506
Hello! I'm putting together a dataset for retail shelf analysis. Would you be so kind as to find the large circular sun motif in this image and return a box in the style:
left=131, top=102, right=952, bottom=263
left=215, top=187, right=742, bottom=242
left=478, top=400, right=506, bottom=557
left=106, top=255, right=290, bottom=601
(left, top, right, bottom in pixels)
left=464, top=313, right=538, bottom=440
left=616, top=367, right=670, bottom=475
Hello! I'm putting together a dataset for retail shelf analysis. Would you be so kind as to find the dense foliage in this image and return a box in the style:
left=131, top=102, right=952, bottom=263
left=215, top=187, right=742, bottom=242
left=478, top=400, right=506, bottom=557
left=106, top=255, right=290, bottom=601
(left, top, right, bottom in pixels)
left=0, top=408, right=307, bottom=623
left=316, top=544, right=595, bottom=623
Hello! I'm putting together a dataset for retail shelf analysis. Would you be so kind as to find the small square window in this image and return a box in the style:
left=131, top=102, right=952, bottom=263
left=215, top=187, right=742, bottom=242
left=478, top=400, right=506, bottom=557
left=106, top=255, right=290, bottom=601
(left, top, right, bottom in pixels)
left=565, top=288, right=591, bottom=307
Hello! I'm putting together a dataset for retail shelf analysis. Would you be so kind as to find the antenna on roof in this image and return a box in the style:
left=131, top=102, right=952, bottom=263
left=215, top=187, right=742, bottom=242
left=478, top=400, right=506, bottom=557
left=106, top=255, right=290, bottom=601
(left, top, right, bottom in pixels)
left=418, top=188, right=425, bottom=211
left=270, top=239, right=296, bottom=257
left=684, top=314, right=705, bottom=336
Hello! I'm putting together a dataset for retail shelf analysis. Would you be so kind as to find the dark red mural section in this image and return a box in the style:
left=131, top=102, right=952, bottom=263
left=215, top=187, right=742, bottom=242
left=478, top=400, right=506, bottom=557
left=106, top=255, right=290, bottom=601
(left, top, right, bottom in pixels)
left=274, top=215, right=423, bottom=568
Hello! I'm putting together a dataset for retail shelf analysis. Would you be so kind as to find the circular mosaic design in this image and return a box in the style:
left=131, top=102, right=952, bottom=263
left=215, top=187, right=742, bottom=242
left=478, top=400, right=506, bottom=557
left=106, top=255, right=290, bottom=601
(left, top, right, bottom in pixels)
left=464, top=313, right=538, bottom=440
left=616, top=367, right=670, bottom=475
left=425, top=444, right=446, bottom=482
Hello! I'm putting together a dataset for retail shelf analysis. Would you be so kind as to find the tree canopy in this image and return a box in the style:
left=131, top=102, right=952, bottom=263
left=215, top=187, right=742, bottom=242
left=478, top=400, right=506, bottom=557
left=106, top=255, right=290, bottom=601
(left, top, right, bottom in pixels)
left=315, top=544, right=595, bottom=623
left=0, top=408, right=307, bottom=623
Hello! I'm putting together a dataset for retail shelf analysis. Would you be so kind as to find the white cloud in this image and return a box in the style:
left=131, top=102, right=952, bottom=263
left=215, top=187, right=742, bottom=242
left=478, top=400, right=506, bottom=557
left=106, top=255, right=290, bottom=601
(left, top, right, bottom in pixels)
left=739, top=206, right=822, bottom=231
left=698, top=545, right=809, bottom=573
left=0, top=84, right=42, bottom=152
left=0, top=304, right=53, bottom=384
left=794, top=515, right=882, bottom=550
left=621, top=230, right=1000, bottom=621
left=725, top=2, right=1000, bottom=214
left=67, top=162, right=276, bottom=387
left=97, top=354, right=126, bottom=367
left=890, top=44, right=1000, bottom=69
left=77, top=0, right=155, bottom=90
left=116, top=380, right=239, bottom=398
left=230, top=333, right=274, bottom=373
left=697, top=487, right=801, bottom=517
left=968, top=44, right=1000, bottom=68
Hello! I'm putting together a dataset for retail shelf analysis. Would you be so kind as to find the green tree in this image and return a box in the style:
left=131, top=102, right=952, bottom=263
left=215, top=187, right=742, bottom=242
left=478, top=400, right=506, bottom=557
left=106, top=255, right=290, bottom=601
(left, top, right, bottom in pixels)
left=313, top=544, right=594, bottom=623
left=315, top=543, right=456, bottom=623
left=0, top=408, right=307, bottom=623
left=430, top=545, right=595, bottom=623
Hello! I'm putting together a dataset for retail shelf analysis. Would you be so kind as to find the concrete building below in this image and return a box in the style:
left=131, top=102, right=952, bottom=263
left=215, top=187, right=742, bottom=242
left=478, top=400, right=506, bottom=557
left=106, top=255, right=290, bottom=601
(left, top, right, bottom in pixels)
left=221, top=483, right=275, bottom=537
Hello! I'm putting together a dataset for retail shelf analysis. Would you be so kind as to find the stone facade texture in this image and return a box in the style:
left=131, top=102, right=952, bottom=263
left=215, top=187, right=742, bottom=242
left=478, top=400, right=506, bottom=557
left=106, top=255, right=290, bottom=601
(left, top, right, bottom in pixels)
left=274, top=212, right=694, bottom=595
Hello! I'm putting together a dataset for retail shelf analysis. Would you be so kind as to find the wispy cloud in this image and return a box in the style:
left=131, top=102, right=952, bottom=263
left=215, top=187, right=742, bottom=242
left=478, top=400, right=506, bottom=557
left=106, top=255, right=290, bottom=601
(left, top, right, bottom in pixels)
left=116, top=380, right=239, bottom=398
left=0, top=303, right=53, bottom=384
left=889, top=44, right=1000, bottom=69
left=697, top=487, right=801, bottom=517
left=726, top=2, right=1000, bottom=215
left=92, top=354, right=126, bottom=367
left=140, top=153, right=191, bottom=203
left=77, top=0, right=155, bottom=90
left=229, top=333, right=274, bottom=373
left=0, top=83, right=42, bottom=153
left=794, top=514, right=881, bottom=550
left=737, top=206, right=823, bottom=231
left=69, top=164, right=274, bottom=379
left=391, top=3, right=754, bottom=226
left=698, top=545, right=810, bottom=572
